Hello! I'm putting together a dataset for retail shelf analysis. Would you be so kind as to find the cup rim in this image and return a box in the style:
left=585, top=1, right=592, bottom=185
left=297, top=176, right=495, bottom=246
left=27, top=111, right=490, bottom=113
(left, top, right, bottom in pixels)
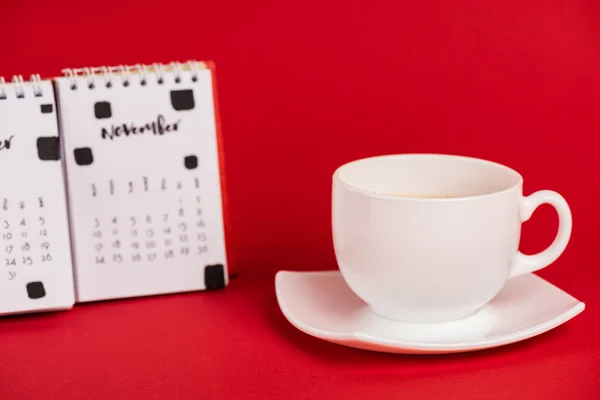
left=332, top=153, right=524, bottom=202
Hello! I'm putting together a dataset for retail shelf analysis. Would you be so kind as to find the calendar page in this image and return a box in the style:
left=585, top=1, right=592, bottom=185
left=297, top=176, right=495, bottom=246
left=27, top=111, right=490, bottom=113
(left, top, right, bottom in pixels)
left=55, top=62, right=228, bottom=302
left=0, top=77, right=75, bottom=315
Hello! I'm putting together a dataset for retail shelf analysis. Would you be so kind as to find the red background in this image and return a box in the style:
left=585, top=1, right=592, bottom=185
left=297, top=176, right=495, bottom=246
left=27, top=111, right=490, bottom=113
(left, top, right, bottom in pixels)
left=1, top=0, right=599, bottom=398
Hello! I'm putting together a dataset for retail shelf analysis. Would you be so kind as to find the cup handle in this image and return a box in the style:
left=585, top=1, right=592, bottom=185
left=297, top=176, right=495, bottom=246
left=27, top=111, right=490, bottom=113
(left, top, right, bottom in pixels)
left=510, top=190, right=572, bottom=278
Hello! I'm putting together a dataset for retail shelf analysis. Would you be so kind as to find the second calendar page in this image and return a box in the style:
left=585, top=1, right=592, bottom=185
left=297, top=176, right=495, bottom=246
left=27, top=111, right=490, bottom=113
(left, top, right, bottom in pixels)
left=55, top=63, right=228, bottom=302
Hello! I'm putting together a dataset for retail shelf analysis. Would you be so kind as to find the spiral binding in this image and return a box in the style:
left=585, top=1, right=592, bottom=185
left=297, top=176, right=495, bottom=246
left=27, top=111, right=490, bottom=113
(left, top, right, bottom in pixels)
left=61, top=60, right=208, bottom=90
left=0, top=74, right=44, bottom=100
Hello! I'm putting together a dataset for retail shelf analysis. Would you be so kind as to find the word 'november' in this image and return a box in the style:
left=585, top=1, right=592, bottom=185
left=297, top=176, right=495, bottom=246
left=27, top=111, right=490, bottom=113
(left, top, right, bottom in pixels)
left=101, top=115, right=181, bottom=140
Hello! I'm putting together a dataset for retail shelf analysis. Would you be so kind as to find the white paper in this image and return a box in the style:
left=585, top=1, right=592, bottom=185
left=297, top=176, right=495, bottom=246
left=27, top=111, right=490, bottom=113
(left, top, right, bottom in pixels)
left=55, top=67, right=228, bottom=302
left=0, top=80, right=75, bottom=315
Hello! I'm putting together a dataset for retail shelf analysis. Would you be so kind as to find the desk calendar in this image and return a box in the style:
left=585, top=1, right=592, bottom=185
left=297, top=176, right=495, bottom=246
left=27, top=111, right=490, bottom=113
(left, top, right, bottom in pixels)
left=0, top=75, right=75, bottom=315
left=55, top=62, right=229, bottom=302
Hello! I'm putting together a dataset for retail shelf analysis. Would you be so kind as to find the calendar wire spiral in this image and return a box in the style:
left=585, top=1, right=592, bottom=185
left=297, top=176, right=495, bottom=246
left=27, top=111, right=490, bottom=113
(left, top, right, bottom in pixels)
left=61, top=60, right=208, bottom=90
left=0, top=74, right=44, bottom=100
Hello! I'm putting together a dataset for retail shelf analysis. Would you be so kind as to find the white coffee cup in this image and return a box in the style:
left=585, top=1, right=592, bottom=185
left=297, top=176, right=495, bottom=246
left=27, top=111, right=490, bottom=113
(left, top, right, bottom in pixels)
left=332, top=154, right=572, bottom=323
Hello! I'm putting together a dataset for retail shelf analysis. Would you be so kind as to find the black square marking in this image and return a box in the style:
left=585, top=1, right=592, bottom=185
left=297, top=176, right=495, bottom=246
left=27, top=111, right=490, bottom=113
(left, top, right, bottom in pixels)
left=40, top=104, right=53, bottom=114
left=170, top=89, right=195, bottom=111
left=94, top=101, right=112, bottom=119
left=26, top=281, right=46, bottom=299
left=37, top=136, right=60, bottom=161
left=184, top=155, right=198, bottom=170
left=204, top=264, right=226, bottom=290
left=74, top=147, right=94, bottom=166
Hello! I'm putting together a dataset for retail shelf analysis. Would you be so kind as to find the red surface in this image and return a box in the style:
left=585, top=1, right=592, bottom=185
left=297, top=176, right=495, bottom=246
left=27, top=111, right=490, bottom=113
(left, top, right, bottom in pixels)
left=1, top=0, right=599, bottom=398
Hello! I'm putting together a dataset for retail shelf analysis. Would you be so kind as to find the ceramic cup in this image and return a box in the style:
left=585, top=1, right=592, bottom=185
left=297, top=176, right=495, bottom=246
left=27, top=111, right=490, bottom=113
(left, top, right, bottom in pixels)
left=332, top=154, right=572, bottom=323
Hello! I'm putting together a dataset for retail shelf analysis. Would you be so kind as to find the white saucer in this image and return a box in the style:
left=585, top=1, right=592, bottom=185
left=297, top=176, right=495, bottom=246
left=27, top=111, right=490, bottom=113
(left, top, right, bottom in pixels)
left=275, top=270, right=585, bottom=354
